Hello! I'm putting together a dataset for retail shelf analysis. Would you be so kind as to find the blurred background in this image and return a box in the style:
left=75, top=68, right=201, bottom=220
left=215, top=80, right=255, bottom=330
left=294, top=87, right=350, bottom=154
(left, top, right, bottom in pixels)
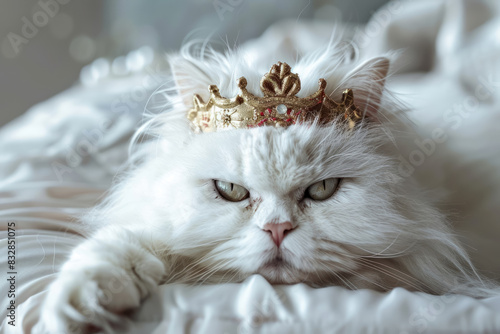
left=0, top=0, right=390, bottom=127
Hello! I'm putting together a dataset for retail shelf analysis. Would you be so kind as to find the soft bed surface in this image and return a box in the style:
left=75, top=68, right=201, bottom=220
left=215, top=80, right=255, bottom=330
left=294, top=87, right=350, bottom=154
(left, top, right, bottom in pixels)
left=2, top=1, right=500, bottom=333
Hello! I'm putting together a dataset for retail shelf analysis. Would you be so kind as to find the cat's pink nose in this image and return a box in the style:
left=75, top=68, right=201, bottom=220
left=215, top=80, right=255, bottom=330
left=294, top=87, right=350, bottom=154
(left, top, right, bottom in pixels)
left=262, top=221, right=294, bottom=247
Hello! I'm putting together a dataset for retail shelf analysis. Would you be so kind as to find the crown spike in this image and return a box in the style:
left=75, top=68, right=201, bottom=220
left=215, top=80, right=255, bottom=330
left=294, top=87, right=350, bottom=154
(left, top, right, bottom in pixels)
left=188, top=62, right=363, bottom=132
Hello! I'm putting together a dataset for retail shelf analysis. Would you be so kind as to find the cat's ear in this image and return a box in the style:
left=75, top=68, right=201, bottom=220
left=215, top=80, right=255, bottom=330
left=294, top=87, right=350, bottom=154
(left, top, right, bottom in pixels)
left=341, top=57, right=390, bottom=117
left=169, top=55, right=212, bottom=109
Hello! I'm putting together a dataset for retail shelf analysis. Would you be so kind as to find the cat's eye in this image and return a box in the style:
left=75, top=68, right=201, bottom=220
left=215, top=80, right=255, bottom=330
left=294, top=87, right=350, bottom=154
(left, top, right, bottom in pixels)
left=305, top=178, right=340, bottom=201
left=214, top=180, right=250, bottom=202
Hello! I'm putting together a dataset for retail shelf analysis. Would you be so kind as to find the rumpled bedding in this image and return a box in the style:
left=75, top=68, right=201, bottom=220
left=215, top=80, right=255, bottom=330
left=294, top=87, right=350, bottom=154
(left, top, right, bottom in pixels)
left=2, top=0, right=500, bottom=333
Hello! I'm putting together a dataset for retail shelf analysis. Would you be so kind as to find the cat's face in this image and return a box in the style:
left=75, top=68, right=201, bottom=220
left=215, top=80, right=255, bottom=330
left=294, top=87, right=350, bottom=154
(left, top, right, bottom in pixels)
left=152, top=121, right=416, bottom=288
left=137, top=51, right=428, bottom=289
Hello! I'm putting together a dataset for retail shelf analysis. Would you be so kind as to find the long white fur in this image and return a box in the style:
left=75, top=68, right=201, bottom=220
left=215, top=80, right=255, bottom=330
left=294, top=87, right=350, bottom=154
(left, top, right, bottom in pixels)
left=34, top=34, right=498, bottom=333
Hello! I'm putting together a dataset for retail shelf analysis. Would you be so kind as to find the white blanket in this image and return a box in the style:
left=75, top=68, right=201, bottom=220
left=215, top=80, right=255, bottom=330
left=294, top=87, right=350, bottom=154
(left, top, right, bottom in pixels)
left=2, top=1, right=500, bottom=333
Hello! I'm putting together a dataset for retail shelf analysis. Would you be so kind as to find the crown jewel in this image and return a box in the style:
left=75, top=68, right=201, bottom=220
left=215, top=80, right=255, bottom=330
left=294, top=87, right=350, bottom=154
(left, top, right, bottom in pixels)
left=187, top=62, right=363, bottom=132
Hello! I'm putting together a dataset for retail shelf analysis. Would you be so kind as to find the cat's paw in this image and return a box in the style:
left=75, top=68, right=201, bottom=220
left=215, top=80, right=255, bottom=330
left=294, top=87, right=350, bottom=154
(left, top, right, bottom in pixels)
left=33, top=252, right=165, bottom=334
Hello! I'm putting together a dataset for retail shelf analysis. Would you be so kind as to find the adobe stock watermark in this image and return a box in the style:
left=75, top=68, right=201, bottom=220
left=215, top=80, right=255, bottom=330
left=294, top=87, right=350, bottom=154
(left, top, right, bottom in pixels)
left=400, top=278, right=464, bottom=334
left=397, top=74, right=500, bottom=179
left=353, top=0, right=402, bottom=50
left=50, top=62, right=165, bottom=182
left=213, top=0, right=244, bottom=21
left=5, top=0, right=71, bottom=57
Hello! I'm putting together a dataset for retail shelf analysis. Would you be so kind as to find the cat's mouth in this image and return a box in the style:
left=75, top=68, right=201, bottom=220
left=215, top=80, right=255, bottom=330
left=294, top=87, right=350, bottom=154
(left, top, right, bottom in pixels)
left=256, top=254, right=300, bottom=283
left=262, top=256, right=286, bottom=268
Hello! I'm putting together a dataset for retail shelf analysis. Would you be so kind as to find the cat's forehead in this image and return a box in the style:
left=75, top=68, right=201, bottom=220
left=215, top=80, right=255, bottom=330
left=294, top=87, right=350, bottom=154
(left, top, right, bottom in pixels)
left=187, top=124, right=350, bottom=193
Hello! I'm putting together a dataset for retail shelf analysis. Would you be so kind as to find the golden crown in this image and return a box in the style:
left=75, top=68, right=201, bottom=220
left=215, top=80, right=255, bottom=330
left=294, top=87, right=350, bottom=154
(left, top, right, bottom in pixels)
left=187, top=62, right=363, bottom=132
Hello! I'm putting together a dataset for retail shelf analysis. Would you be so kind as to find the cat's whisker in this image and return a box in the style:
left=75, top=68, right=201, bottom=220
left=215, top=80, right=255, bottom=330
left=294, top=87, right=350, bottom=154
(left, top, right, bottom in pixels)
left=175, top=252, right=226, bottom=276
left=170, top=243, right=260, bottom=284
left=360, top=258, right=434, bottom=293
left=177, top=260, right=223, bottom=284
left=331, top=262, right=390, bottom=291
left=337, top=272, right=357, bottom=290
left=315, top=248, right=360, bottom=269
left=167, top=262, right=199, bottom=283
left=163, top=236, right=236, bottom=252
left=216, top=266, right=243, bottom=284
left=313, top=238, right=353, bottom=252
left=165, top=240, right=247, bottom=273
left=316, top=261, right=357, bottom=290
left=348, top=239, right=417, bottom=259
left=300, top=256, right=328, bottom=286
left=314, top=246, right=425, bottom=291
left=331, top=270, right=358, bottom=290
left=196, top=259, right=238, bottom=285
left=356, top=258, right=423, bottom=291
left=361, top=232, right=402, bottom=257
left=318, top=260, right=367, bottom=289
left=165, top=247, right=235, bottom=282
left=315, top=237, right=416, bottom=259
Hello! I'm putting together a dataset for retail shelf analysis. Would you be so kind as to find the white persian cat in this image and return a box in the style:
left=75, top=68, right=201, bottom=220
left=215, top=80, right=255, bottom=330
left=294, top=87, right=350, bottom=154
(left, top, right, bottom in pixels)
left=35, top=34, right=498, bottom=333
